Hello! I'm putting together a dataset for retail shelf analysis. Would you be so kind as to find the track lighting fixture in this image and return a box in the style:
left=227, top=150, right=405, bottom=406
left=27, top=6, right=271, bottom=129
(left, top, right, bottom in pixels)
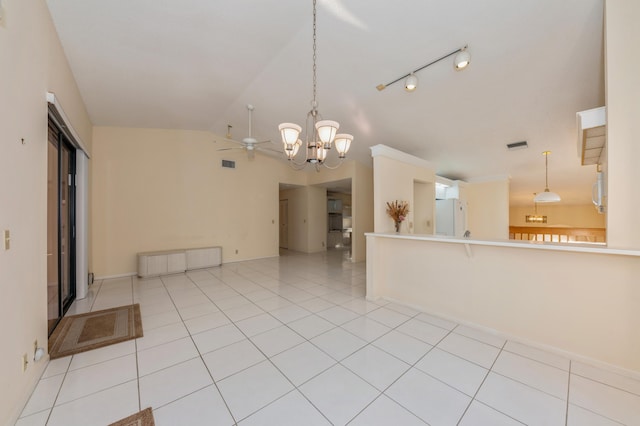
left=376, top=45, right=470, bottom=92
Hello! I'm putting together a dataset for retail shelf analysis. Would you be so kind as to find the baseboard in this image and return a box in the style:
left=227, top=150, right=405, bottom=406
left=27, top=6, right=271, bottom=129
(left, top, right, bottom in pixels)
left=224, top=254, right=279, bottom=264
left=94, top=272, right=136, bottom=280
left=9, top=354, right=50, bottom=425
left=382, top=295, right=640, bottom=381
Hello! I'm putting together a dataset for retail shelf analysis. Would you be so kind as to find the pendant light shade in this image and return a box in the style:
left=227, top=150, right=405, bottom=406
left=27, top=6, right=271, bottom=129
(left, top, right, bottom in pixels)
left=534, top=151, right=561, bottom=203
left=279, top=123, right=301, bottom=146
left=315, top=120, right=339, bottom=147
left=534, top=189, right=561, bottom=203
left=334, top=134, right=353, bottom=158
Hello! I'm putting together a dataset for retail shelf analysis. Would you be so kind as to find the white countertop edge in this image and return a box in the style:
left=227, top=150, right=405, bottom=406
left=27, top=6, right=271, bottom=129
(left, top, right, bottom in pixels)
left=365, top=233, right=640, bottom=257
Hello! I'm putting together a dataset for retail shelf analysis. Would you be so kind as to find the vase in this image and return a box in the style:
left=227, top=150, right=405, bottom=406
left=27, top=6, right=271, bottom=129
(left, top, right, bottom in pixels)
left=394, top=221, right=401, bottom=233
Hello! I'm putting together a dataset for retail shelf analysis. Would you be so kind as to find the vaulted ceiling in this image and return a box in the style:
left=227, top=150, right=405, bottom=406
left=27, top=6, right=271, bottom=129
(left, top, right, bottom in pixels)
left=47, top=0, right=605, bottom=205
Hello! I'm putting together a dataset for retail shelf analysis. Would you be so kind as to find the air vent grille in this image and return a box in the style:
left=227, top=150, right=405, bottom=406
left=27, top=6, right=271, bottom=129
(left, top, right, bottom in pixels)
left=507, top=141, right=528, bottom=150
left=222, top=160, right=236, bottom=169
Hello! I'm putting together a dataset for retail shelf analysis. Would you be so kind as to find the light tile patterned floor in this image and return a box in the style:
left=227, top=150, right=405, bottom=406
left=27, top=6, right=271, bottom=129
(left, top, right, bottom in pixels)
left=17, top=250, right=640, bottom=425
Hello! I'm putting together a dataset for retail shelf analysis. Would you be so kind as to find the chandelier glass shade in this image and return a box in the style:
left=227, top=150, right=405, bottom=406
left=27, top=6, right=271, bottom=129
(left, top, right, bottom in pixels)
left=278, top=0, right=352, bottom=170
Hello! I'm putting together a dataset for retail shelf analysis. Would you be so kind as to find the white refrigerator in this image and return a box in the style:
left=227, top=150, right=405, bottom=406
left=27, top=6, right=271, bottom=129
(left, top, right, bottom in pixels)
left=435, top=199, right=468, bottom=237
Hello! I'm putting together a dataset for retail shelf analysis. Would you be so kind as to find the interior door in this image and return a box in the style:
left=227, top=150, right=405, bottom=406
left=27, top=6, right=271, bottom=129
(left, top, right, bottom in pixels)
left=279, top=199, right=288, bottom=249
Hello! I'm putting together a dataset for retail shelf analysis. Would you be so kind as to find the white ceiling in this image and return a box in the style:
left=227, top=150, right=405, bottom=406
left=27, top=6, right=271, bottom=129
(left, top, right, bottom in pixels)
left=47, top=0, right=605, bottom=206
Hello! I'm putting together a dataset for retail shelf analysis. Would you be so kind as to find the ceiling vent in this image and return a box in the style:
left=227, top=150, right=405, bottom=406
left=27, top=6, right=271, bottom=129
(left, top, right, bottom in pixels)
left=507, top=141, right=528, bottom=150
left=221, top=159, right=236, bottom=169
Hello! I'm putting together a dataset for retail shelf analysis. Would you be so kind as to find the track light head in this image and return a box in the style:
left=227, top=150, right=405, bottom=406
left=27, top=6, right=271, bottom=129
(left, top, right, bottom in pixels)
left=404, top=73, right=418, bottom=92
left=454, top=48, right=471, bottom=71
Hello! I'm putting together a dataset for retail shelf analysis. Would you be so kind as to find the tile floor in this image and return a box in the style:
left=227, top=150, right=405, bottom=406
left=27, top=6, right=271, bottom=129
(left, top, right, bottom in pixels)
left=17, top=250, right=640, bottom=425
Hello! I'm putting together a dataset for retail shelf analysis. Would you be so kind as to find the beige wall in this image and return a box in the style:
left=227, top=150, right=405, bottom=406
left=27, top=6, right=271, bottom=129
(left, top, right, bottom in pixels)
left=372, top=148, right=436, bottom=233
left=510, top=204, right=606, bottom=228
left=466, top=178, right=510, bottom=240
left=308, top=186, right=328, bottom=253
left=280, top=186, right=328, bottom=253
left=92, top=127, right=309, bottom=276
left=605, top=0, right=640, bottom=249
left=367, top=235, right=640, bottom=373
left=280, top=187, right=308, bottom=252
left=0, top=0, right=93, bottom=423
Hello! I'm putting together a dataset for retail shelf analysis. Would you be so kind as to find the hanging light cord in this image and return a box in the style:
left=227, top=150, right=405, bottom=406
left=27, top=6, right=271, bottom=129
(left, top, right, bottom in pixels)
left=545, top=152, right=550, bottom=191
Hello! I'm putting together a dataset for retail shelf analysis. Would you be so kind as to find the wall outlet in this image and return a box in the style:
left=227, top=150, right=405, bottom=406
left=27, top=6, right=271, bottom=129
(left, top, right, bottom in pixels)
left=22, top=354, right=28, bottom=372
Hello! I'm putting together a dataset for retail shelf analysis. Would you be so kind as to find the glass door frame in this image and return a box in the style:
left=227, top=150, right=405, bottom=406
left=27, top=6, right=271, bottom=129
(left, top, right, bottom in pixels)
left=48, top=119, right=77, bottom=335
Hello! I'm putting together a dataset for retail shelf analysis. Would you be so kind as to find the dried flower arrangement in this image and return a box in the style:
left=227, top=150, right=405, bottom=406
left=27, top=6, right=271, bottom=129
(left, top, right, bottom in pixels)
left=386, top=200, right=409, bottom=232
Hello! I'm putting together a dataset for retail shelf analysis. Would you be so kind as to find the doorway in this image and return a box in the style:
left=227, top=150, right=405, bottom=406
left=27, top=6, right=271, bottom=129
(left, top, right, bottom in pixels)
left=47, top=120, right=76, bottom=335
left=279, top=199, right=288, bottom=249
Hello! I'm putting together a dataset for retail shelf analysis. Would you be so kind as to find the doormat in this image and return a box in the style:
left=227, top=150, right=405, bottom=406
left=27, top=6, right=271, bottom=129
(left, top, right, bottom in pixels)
left=49, top=304, right=143, bottom=359
left=109, top=407, right=155, bottom=426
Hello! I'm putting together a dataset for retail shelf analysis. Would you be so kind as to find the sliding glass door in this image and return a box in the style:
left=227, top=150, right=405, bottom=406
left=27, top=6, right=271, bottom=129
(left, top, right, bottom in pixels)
left=47, top=121, right=76, bottom=335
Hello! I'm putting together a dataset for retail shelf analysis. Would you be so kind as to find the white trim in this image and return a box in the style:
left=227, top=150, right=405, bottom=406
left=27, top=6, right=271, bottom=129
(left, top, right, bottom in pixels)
left=370, top=144, right=433, bottom=170
left=75, top=152, right=89, bottom=299
left=94, top=272, right=136, bottom=280
left=46, top=92, right=90, bottom=157
left=225, top=254, right=279, bottom=263
left=365, top=232, right=640, bottom=257
left=465, top=174, right=511, bottom=183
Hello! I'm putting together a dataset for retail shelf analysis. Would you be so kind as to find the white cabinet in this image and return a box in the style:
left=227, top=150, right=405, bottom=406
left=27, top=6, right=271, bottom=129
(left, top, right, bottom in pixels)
left=328, top=199, right=343, bottom=213
left=138, top=250, right=185, bottom=277
left=137, top=246, right=221, bottom=277
left=186, top=247, right=222, bottom=270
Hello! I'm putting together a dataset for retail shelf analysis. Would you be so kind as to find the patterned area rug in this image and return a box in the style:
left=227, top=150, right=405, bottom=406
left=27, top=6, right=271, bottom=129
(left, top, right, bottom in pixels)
left=48, top=304, right=143, bottom=359
left=109, top=408, right=155, bottom=426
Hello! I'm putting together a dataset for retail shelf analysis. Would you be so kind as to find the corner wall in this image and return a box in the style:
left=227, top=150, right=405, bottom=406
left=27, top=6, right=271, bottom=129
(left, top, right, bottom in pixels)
left=466, top=178, right=510, bottom=240
left=0, top=0, right=93, bottom=423
left=371, top=146, right=436, bottom=233
left=605, top=0, right=640, bottom=249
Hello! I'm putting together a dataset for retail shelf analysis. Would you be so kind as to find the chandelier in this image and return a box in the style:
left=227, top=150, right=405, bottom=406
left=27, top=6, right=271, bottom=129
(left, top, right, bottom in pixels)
left=278, top=0, right=353, bottom=170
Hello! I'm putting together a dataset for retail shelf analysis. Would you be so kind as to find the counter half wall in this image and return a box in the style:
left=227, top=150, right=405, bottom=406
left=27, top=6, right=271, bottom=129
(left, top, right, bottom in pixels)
left=366, top=233, right=640, bottom=374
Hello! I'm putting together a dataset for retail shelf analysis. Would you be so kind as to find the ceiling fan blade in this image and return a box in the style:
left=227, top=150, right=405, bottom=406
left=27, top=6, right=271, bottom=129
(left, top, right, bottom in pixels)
left=217, top=147, right=242, bottom=151
left=258, top=147, right=283, bottom=154
left=254, top=140, right=272, bottom=145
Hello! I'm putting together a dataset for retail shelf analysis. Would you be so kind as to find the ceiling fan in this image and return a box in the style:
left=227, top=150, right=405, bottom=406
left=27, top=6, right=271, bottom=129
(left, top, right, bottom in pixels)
left=217, top=104, right=279, bottom=160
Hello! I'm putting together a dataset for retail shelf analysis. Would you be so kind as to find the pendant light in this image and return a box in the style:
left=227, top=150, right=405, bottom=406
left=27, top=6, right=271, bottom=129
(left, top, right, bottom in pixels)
left=278, top=0, right=353, bottom=170
left=534, top=151, right=561, bottom=203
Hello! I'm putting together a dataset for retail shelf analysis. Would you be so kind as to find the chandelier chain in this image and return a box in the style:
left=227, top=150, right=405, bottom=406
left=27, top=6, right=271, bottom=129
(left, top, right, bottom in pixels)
left=312, top=0, right=317, bottom=108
